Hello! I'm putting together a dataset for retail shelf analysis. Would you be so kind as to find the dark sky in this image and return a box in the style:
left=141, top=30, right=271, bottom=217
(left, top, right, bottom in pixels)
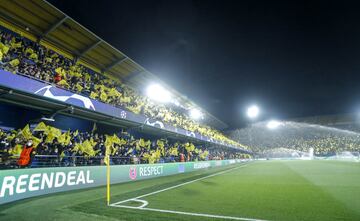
left=49, top=0, right=360, bottom=129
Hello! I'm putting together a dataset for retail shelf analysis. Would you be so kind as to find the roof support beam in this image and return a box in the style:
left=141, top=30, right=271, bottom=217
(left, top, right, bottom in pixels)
left=102, top=57, right=128, bottom=73
left=124, top=71, right=144, bottom=82
left=38, top=16, right=68, bottom=41
left=78, top=40, right=102, bottom=59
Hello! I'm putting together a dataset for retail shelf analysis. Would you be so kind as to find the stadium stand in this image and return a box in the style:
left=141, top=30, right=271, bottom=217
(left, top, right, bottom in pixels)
left=0, top=27, right=242, bottom=148
left=0, top=122, right=250, bottom=169
left=0, top=1, right=250, bottom=171
left=230, top=121, right=360, bottom=157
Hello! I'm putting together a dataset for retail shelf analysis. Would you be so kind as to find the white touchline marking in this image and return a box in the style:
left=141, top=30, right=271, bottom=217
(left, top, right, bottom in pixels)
left=111, top=205, right=269, bottom=221
left=109, top=164, right=270, bottom=221
left=110, top=164, right=247, bottom=206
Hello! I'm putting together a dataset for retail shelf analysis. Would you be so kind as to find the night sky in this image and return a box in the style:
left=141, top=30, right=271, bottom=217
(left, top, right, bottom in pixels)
left=49, top=0, right=360, bottom=129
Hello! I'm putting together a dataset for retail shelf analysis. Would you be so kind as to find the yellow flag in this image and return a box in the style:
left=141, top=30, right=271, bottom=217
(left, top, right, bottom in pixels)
left=157, top=140, right=165, bottom=149
left=104, top=136, right=113, bottom=165
left=64, top=130, right=71, bottom=145
left=75, top=83, right=83, bottom=92
left=10, top=144, right=23, bottom=155
left=184, top=142, right=195, bottom=152
left=9, top=58, right=19, bottom=67
left=45, top=132, right=55, bottom=144
left=11, top=41, right=22, bottom=49
left=60, top=151, right=65, bottom=161
left=170, top=147, right=178, bottom=156
left=89, top=137, right=97, bottom=147
left=33, top=122, right=48, bottom=132
left=57, top=132, right=66, bottom=145
left=139, top=138, right=145, bottom=147
left=73, top=142, right=83, bottom=153
left=31, top=136, right=42, bottom=148
left=104, top=134, right=114, bottom=165
left=142, top=152, right=150, bottom=162
left=19, top=124, right=32, bottom=140
left=120, top=138, right=127, bottom=146
left=55, top=67, right=62, bottom=74
left=6, top=133, right=16, bottom=142
left=47, top=126, right=62, bottom=138
left=145, top=140, right=151, bottom=150
left=29, top=53, right=38, bottom=61
left=108, top=88, right=120, bottom=98
left=57, top=79, right=70, bottom=88
left=127, top=148, right=133, bottom=155
left=112, top=134, right=121, bottom=144
left=82, top=140, right=94, bottom=156
left=100, top=91, right=108, bottom=102
left=90, top=91, right=98, bottom=99
left=25, top=47, right=33, bottom=54
left=73, top=130, right=79, bottom=137
left=105, top=135, right=113, bottom=151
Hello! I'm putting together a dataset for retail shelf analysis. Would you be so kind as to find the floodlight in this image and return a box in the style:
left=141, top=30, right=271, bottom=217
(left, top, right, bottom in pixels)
left=247, top=105, right=259, bottom=119
left=146, top=84, right=171, bottom=102
left=189, top=108, right=203, bottom=120
left=173, top=100, right=180, bottom=107
left=267, top=120, right=281, bottom=129
left=41, top=116, right=55, bottom=122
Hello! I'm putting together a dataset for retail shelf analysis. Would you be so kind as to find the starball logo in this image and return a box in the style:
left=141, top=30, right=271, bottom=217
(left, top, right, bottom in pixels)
left=129, top=167, right=137, bottom=180
left=34, top=85, right=95, bottom=110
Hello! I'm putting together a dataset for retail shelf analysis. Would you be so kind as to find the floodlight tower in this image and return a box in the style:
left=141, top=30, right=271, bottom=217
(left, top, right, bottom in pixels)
left=267, top=120, right=281, bottom=129
left=247, top=105, right=259, bottom=119
left=146, top=84, right=171, bottom=103
left=189, top=108, right=203, bottom=120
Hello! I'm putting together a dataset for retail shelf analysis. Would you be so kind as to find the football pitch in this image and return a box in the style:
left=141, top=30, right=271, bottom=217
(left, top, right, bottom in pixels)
left=1, top=160, right=359, bottom=221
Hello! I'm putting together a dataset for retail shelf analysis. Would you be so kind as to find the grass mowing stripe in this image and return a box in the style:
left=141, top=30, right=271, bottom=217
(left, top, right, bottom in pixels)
left=68, top=165, right=245, bottom=213
left=141, top=161, right=360, bottom=221
left=111, top=205, right=270, bottom=221
left=2, top=161, right=359, bottom=221
left=106, top=164, right=244, bottom=204
left=0, top=164, right=242, bottom=221
left=110, top=164, right=246, bottom=206
left=109, top=163, right=270, bottom=221
left=283, top=160, right=360, bottom=216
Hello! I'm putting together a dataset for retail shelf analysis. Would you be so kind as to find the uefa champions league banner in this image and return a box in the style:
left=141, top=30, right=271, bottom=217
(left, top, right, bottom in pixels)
left=0, top=159, right=242, bottom=204
left=0, top=70, right=234, bottom=148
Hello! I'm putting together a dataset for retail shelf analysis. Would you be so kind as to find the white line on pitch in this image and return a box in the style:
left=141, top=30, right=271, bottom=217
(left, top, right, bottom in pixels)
left=109, top=164, right=265, bottom=220
left=110, top=164, right=247, bottom=206
left=111, top=205, right=269, bottom=221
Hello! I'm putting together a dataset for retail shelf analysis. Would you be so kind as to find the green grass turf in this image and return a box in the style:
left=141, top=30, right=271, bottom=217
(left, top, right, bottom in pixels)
left=0, top=160, right=359, bottom=221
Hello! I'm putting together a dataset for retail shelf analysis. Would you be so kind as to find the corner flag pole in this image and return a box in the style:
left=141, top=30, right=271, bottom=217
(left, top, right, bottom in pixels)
left=106, top=155, right=110, bottom=206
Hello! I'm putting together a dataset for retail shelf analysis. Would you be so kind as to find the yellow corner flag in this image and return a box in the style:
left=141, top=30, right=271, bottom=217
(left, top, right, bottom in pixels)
left=105, top=155, right=110, bottom=206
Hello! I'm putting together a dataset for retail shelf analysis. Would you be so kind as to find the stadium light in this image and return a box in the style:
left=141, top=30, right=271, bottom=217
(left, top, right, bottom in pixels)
left=267, top=120, right=281, bottom=129
left=247, top=105, right=259, bottom=119
left=173, top=100, right=180, bottom=107
left=41, top=116, right=55, bottom=122
left=146, top=84, right=171, bottom=103
left=189, top=108, right=203, bottom=120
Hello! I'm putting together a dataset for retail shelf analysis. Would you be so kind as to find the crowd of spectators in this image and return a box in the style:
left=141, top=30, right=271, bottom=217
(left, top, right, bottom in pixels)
left=0, top=122, right=250, bottom=169
left=230, top=121, right=360, bottom=156
left=0, top=27, right=242, bottom=148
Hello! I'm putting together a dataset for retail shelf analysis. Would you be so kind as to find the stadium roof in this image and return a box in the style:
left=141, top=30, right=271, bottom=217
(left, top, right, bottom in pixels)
left=290, top=113, right=360, bottom=127
left=0, top=0, right=228, bottom=130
